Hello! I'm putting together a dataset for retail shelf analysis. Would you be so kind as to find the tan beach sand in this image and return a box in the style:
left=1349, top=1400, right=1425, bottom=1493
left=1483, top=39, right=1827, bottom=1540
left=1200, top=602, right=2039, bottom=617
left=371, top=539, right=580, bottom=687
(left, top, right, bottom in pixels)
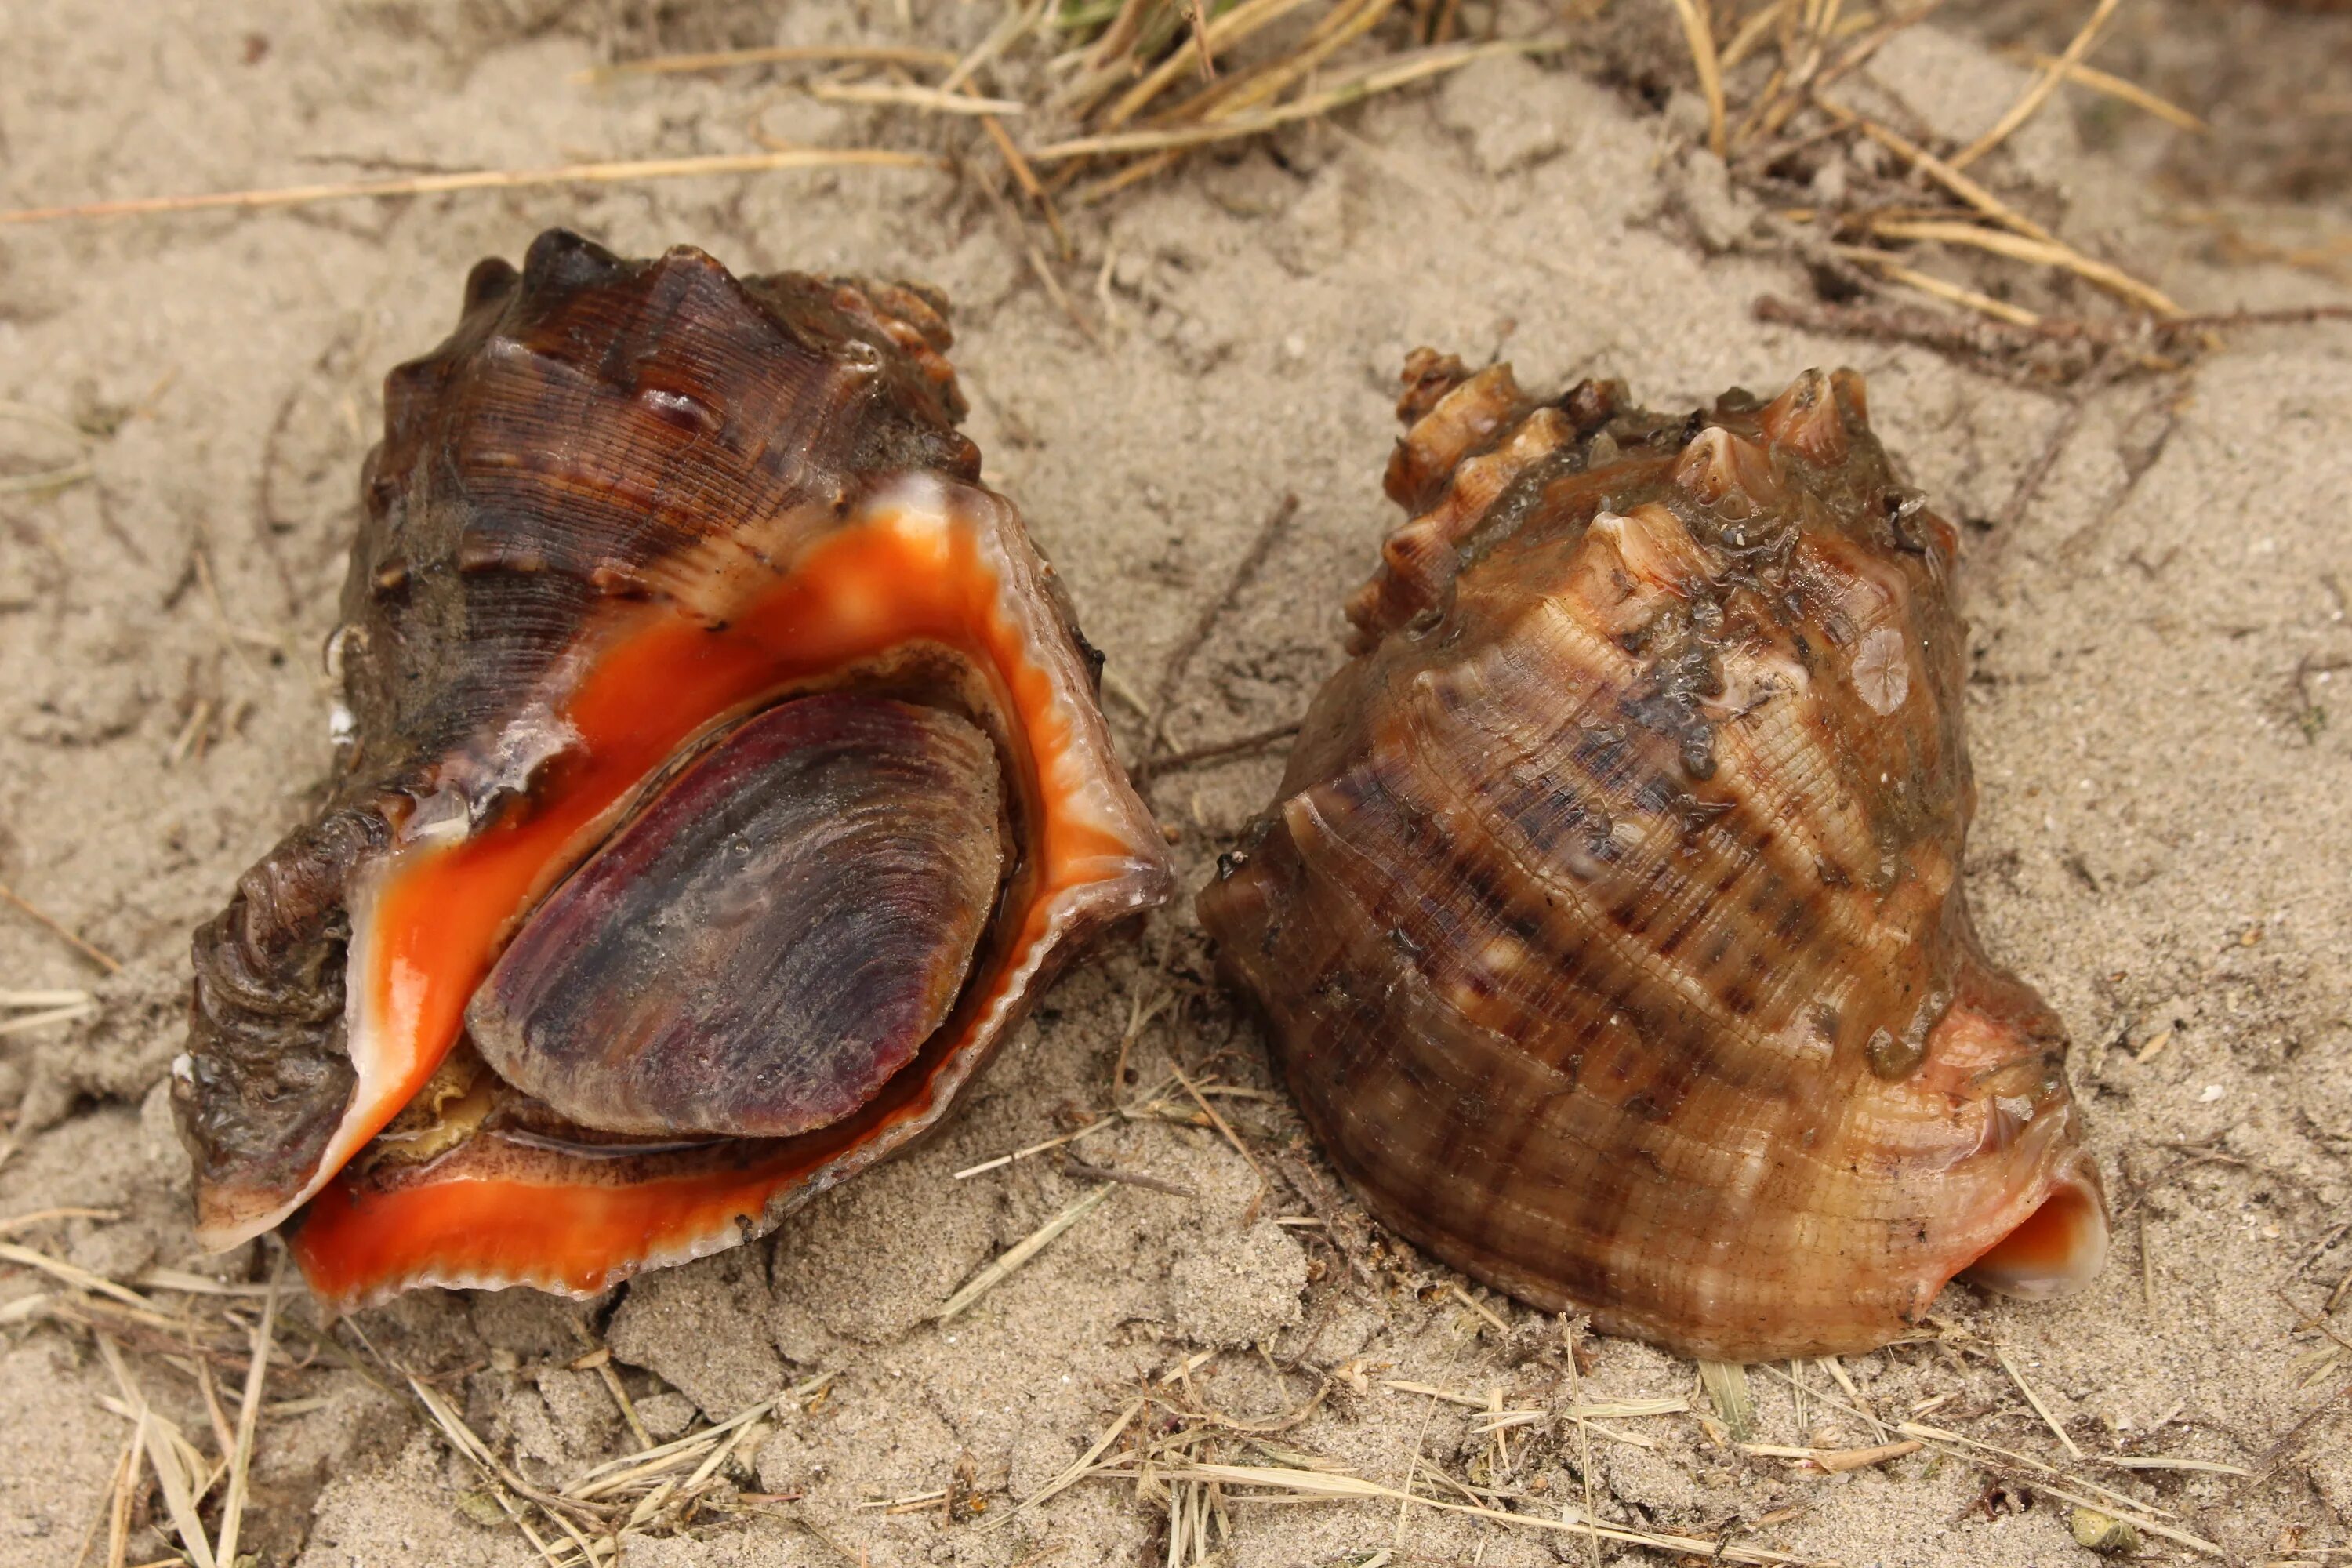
left=2, top=2, right=2348, bottom=1564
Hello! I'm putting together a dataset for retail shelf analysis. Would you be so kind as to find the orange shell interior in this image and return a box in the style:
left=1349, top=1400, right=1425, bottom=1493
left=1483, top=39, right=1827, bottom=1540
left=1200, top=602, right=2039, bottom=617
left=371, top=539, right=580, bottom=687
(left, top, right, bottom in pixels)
left=291, top=494, right=1142, bottom=1302
left=1958, top=1163, right=2110, bottom=1300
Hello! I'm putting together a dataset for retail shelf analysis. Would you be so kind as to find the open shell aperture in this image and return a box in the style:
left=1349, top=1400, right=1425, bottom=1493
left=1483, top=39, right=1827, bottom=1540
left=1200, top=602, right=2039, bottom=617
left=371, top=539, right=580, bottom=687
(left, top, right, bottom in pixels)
left=175, top=230, right=1174, bottom=1307
left=1197, top=352, right=2107, bottom=1362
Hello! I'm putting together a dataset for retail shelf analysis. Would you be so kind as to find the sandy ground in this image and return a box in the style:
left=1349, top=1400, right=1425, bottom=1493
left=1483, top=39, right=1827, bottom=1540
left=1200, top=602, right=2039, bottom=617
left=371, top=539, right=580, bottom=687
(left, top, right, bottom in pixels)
left=3, top=2, right=2350, bottom=1565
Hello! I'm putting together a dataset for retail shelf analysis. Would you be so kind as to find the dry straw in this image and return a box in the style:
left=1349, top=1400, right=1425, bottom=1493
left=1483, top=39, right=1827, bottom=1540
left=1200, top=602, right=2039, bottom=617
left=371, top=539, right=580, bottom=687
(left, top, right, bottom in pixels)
left=0, top=0, right=2241, bottom=390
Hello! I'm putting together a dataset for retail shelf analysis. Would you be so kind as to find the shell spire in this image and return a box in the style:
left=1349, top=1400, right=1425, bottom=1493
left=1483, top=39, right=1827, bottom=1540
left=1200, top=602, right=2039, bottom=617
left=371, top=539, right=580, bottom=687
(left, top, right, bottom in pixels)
left=1200, top=354, right=2106, bottom=1362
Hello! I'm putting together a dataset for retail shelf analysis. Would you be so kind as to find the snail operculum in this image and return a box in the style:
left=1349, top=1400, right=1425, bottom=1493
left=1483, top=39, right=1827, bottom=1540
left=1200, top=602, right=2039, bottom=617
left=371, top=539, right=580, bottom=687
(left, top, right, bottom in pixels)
left=466, top=692, right=1009, bottom=1141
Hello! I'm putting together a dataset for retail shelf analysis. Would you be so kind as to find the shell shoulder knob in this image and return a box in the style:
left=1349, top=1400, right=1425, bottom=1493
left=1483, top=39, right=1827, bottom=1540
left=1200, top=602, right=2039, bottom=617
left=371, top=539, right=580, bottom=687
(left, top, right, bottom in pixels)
left=1198, top=353, right=2107, bottom=1361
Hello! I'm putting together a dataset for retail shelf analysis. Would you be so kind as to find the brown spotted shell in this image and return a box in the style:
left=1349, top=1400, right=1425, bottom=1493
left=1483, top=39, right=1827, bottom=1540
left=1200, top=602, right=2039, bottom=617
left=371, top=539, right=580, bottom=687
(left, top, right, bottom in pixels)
left=1198, top=354, right=2107, bottom=1361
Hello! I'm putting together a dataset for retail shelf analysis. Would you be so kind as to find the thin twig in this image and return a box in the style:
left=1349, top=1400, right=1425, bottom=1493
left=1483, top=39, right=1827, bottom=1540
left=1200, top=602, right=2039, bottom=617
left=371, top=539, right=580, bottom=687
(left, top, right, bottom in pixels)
left=0, top=149, right=944, bottom=227
left=1145, top=720, right=1303, bottom=779
left=0, top=882, right=122, bottom=972
left=938, top=1184, right=1116, bottom=1322
left=1139, top=494, right=1301, bottom=784
left=573, top=44, right=960, bottom=83
left=1065, top=1157, right=1198, bottom=1198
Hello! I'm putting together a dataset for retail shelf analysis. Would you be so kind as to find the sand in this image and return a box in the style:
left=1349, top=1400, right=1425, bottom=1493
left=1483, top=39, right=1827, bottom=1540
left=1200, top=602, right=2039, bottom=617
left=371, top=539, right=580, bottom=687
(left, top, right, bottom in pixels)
left=2, top=2, right=2349, bottom=1564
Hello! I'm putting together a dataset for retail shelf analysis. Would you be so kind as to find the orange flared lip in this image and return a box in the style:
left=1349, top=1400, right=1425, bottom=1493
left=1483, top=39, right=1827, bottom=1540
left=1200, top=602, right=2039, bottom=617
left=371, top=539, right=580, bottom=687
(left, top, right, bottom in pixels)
left=1955, top=1147, right=2110, bottom=1303
left=282, top=477, right=1163, bottom=1302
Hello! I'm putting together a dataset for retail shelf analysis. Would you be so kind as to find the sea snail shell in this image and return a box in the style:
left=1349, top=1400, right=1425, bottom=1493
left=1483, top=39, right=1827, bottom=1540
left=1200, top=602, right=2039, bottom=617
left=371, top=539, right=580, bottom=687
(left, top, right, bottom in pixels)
left=176, top=230, right=1174, bottom=1307
left=1197, top=353, right=2108, bottom=1361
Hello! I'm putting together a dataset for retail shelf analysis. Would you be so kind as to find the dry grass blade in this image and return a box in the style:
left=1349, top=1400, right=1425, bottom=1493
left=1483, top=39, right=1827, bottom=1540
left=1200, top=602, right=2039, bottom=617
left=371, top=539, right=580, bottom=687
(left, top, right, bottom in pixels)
left=1665, top=0, right=1729, bottom=157
left=1098, top=0, right=1323, bottom=130
left=133, top=1268, right=278, bottom=1298
left=213, top=1254, right=281, bottom=1568
left=1381, top=1381, right=1497, bottom=1410
left=1743, top=1438, right=1923, bottom=1472
left=0, top=882, right=122, bottom=972
left=1894, top=1422, right=2212, bottom=1544
left=1951, top=0, right=2118, bottom=169
left=0, top=1000, right=98, bottom=1036
left=1994, top=1345, right=2084, bottom=1460
left=0, top=149, right=944, bottom=227
left=1029, top=38, right=1559, bottom=160
left=1722, top=0, right=1795, bottom=71
left=1086, top=1461, right=1815, bottom=1564
left=2009, top=51, right=2208, bottom=132
left=1209, top=0, right=1402, bottom=118
left=573, top=44, right=960, bottom=83
left=1064, top=1158, right=1196, bottom=1198
left=975, top=111, right=1069, bottom=254
left=1832, top=107, right=2056, bottom=243
left=1833, top=243, right=2045, bottom=327
left=1169, top=1063, right=1268, bottom=1191
left=0, top=1206, right=120, bottom=1238
left=953, top=1110, right=1126, bottom=1179
left=96, top=1338, right=218, bottom=1568
left=1065, top=0, right=1405, bottom=204
left=1563, top=1318, right=1601, bottom=1568
left=586, top=1358, right=655, bottom=1453
left=945, top=0, right=1048, bottom=94
left=564, top=1380, right=815, bottom=1501
left=1561, top=1397, right=1689, bottom=1419
left=1817, top=1355, right=1889, bottom=1442
left=1739, top=1359, right=2221, bottom=1558
left=1869, top=217, right=2181, bottom=317
left=2103, top=1455, right=2251, bottom=1475
left=807, top=81, right=1028, bottom=114
left=0, top=1241, right=162, bottom=1312
left=1698, top=1359, right=1758, bottom=1440
left=143, top=1414, right=219, bottom=1568
left=996, top=1396, right=1147, bottom=1525
left=0, top=401, right=97, bottom=495
left=406, top=1374, right=586, bottom=1566
left=89, top=1427, right=135, bottom=1568
left=938, top=1183, right=1115, bottom=1322
left=1449, top=1284, right=1508, bottom=1336
left=1468, top=1408, right=1544, bottom=1434
left=0, top=987, right=93, bottom=1007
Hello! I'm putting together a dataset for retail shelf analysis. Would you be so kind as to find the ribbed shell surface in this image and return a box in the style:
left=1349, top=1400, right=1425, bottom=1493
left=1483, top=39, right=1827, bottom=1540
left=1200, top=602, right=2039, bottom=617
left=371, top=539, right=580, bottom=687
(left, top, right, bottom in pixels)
left=1199, top=358, right=2095, bottom=1360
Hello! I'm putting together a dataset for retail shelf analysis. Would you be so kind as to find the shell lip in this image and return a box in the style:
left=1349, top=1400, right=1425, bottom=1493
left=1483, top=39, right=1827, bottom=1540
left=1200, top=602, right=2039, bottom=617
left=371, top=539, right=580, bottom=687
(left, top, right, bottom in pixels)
left=1956, top=1145, right=2110, bottom=1302
left=274, top=474, right=1173, bottom=1303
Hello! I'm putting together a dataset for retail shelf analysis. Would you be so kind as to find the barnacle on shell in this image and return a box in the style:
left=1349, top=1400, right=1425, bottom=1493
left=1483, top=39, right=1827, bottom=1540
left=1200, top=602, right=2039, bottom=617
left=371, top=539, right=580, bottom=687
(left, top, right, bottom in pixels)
left=1199, top=351, right=2107, bottom=1361
left=177, top=230, right=1173, bottom=1306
